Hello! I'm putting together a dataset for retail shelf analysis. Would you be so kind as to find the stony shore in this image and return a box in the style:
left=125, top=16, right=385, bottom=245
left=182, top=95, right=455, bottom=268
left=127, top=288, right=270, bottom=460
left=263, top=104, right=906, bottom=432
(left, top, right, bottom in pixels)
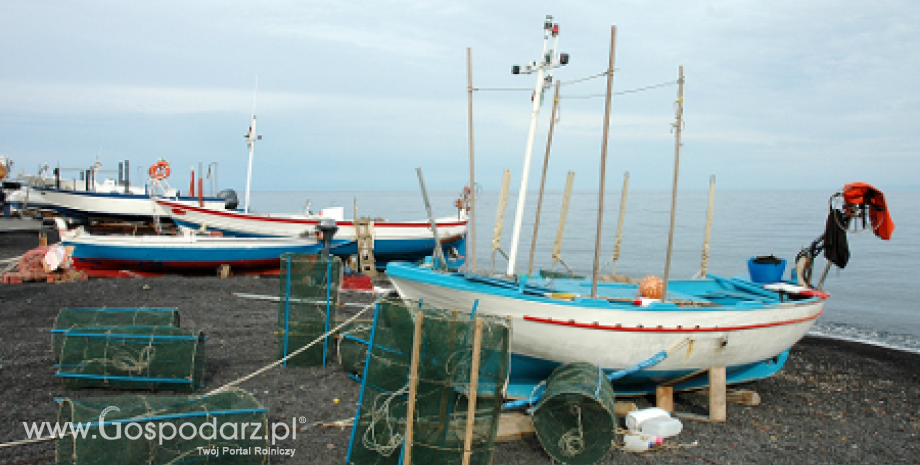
left=1, top=226, right=918, bottom=464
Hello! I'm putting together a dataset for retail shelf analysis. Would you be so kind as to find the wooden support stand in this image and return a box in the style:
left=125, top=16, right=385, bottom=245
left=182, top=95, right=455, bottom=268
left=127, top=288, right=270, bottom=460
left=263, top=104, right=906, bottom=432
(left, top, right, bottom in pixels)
left=354, top=218, right=377, bottom=278
left=218, top=264, right=232, bottom=279
left=655, top=366, right=727, bottom=422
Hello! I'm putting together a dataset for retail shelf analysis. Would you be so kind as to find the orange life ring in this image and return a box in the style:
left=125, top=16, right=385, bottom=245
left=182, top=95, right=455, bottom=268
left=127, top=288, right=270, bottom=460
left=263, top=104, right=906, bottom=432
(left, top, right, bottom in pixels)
left=148, top=162, right=171, bottom=180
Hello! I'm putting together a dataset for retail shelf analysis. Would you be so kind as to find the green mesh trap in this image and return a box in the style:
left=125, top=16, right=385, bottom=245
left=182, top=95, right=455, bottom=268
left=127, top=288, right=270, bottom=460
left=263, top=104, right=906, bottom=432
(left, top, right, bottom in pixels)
left=337, top=322, right=373, bottom=377
left=346, top=297, right=511, bottom=465
left=56, top=326, right=205, bottom=392
left=532, top=362, right=618, bottom=465
left=52, top=307, right=180, bottom=364
left=56, top=387, right=267, bottom=465
left=278, top=253, right=342, bottom=367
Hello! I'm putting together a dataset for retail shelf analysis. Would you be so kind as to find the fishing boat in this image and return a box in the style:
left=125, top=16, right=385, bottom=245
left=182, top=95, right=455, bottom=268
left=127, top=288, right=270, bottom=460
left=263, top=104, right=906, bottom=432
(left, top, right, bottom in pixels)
left=385, top=21, right=895, bottom=396
left=54, top=218, right=321, bottom=274
left=153, top=197, right=469, bottom=265
left=33, top=160, right=234, bottom=223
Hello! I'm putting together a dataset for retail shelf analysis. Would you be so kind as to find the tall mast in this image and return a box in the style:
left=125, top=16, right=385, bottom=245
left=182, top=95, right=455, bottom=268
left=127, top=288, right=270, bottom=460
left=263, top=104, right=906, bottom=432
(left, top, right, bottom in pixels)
left=507, top=15, right=568, bottom=275
left=590, top=26, right=618, bottom=298
left=660, top=65, right=685, bottom=301
left=243, top=77, right=261, bottom=213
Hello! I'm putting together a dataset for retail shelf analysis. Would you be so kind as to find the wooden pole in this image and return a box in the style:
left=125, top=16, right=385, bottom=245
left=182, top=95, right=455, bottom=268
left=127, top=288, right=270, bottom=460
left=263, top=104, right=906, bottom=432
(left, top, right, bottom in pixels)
left=661, top=66, right=684, bottom=302
left=403, top=313, right=424, bottom=465
left=461, top=318, right=484, bottom=465
left=591, top=26, right=617, bottom=298
left=528, top=80, right=562, bottom=275
left=552, top=171, right=575, bottom=268
left=608, top=172, right=629, bottom=276
left=467, top=48, right=478, bottom=271
left=699, top=174, right=715, bottom=278
left=491, top=170, right=511, bottom=273
left=416, top=168, right=447, bottom=268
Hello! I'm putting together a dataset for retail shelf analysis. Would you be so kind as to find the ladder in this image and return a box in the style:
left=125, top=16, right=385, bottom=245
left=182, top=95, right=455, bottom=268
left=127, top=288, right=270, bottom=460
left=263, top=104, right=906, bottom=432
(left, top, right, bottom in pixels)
left=354, top=218, right=377, bottom=277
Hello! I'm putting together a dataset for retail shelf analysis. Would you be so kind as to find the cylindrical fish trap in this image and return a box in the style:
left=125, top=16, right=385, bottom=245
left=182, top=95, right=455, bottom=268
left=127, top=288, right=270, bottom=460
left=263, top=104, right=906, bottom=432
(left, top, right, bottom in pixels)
left=278, top=253, right=342, bottom=367
left=56, top=387, right=267, bottom=465
left=51, top=307, right=180, bottom=363
left=56, top=326, right=205, bottom=392
left=336, top=322, right=372, bottom=377
left=532, top=362, right=618, bottom=465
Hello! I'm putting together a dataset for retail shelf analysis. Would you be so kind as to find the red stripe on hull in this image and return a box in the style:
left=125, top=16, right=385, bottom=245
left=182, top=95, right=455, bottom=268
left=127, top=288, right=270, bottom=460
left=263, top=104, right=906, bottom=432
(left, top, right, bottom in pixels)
left=522, top=308, right=823, bottom=333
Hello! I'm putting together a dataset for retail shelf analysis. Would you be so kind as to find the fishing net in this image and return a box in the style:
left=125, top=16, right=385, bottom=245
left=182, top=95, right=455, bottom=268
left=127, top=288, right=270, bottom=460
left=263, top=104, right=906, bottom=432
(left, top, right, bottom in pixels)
left=52, top=307, right=180, bottom=364
left=532, top=362, right=618, bottom=465
left=347, top=297, right=511, bottom=465
left=56, top=387, right=267, bottom=465
left=56, top=326, right=205, bottom=392
left=277, top=253, right=342, bottom=367
left=337, top=321, right=373, bottom=378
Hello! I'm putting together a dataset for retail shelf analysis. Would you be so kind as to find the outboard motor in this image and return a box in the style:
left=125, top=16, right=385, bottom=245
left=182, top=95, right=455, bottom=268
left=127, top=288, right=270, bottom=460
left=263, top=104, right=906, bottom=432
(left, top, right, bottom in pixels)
left=216, top=188, right=239, bottom=210
left=317, top=218, right=338, bottom=255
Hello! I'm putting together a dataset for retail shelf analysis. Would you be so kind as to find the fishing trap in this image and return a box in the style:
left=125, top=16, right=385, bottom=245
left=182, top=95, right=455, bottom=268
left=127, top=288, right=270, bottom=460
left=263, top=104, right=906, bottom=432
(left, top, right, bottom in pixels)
left=532, top=362, right=618, bottom=465
left=56, top=387, right=267, bottom=465
left=346, top=297, right=511, bottom=465
left=51, top=307, right=180, bottom=364
left=55, top=325, right=205, bottom=392
left=277, top=253, right=342, bottom=367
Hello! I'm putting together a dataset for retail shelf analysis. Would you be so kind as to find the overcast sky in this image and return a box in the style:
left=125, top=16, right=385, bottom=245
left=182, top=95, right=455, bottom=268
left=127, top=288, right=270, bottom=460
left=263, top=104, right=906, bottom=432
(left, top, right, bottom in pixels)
left=2, top=0, right=918, bottom=195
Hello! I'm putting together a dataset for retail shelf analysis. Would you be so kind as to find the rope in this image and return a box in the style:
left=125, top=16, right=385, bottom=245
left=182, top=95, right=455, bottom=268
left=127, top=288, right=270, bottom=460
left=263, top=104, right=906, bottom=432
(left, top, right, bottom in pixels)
left=562, top=79, right=679, bottom=100
left=557, top=405, right=586, bottom=456
left=75, top=345, right=155, bottom=374
left=361, top=383, right=409, bottom=456
left=206, top=296, right=383, bottom=396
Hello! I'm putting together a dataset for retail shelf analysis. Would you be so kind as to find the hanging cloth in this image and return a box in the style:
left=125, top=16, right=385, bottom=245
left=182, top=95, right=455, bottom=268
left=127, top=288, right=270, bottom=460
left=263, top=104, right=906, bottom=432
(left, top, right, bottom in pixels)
left=823, top=209, right=850, bottom=269
left=842, top=182, right=895, bottom=240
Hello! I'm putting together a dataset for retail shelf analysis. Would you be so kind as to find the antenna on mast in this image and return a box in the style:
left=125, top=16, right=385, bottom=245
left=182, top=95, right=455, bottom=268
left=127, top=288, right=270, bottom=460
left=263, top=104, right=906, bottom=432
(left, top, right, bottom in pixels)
left=243, top=76, right=262, bottom=214
left=505, top=15, right=569, bottom=276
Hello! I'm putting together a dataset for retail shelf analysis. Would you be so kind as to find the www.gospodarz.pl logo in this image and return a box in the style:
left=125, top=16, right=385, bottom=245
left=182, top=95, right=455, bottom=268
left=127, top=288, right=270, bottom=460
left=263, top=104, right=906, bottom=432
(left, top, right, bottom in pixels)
left=24, top=405, right=299, bottom=457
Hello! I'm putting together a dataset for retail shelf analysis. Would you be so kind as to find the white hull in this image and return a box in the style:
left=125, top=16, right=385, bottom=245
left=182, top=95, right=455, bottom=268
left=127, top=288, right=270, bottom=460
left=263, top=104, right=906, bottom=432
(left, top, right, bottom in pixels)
left=155, top=198, right=468, bottom=243
left=37, top=188, right=226, bottom=221
left=387, top=265, right=823, bottom=375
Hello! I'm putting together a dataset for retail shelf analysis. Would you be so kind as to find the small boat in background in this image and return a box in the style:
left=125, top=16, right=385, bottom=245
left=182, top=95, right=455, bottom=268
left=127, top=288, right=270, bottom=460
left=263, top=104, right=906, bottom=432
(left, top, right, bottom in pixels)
left=55, top=219, right=320, bottom=275
left=154, top=197, right=469, bottom=266
left=34, top=160, right=235, bottom=223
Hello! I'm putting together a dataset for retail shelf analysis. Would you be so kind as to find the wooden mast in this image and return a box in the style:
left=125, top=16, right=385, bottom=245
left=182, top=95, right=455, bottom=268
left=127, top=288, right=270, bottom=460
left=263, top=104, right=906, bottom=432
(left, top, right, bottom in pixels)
left=466, top=48, right=477, bottom=271
left=590, top=26, right=617, bottom=298
left=661, top=65, right=685, bottom=301
left=528, top=80, right=562, bottom=275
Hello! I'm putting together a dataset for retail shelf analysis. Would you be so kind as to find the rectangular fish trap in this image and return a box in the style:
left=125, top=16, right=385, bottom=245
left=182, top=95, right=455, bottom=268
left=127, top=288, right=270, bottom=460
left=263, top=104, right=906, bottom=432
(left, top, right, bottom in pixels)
left=277, top=253, right=342, bottom=367
left=56, top=325, right=205, bottom=392
left=51, top=307, right=180, bottom=364
left=56, top=387, right=267, bottom=465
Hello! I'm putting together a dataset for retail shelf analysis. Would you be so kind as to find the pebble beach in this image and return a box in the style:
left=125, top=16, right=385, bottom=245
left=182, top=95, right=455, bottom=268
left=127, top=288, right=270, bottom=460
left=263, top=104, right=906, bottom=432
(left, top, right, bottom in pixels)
left=1, top=225, right=918, bottom=465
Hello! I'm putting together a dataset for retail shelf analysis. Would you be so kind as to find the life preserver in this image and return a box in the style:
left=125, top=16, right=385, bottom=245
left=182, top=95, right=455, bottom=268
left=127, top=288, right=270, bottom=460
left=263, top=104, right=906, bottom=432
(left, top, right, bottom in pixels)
left=148, top=162, right=171, bottom=180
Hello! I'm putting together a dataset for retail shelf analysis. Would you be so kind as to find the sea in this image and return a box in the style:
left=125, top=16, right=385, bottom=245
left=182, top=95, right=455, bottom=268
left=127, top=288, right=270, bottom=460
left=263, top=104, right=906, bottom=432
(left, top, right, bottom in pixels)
left=250, top=188, right=920, bottom=354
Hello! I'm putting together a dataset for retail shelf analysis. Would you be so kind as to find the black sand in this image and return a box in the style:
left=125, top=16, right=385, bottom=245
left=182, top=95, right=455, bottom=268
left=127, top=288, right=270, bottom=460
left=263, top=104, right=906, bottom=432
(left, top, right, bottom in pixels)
left=1, top=227, right=918, bottom=464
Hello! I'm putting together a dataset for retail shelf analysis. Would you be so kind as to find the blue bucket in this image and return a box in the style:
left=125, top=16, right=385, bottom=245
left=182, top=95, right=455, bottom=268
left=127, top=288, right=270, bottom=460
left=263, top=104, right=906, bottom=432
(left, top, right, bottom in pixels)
left=747, top=256, right=786, bottom=283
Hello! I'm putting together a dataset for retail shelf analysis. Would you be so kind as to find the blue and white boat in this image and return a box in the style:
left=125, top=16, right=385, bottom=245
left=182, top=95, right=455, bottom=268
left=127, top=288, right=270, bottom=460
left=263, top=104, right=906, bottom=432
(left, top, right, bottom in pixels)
left=153, top=197, right=469, bottom=266
left=387, top=262, right=826, bottom=395
left=55, top=219, right=321, bottom=274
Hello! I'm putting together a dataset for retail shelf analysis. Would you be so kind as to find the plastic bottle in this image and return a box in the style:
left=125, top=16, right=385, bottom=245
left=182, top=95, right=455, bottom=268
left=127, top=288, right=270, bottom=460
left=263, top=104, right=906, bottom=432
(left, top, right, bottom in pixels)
left=623, top=433, right=662, bottom=452
left=639, top=415, right=683, bottom=438
left=625, top=407, right=670, bottom=432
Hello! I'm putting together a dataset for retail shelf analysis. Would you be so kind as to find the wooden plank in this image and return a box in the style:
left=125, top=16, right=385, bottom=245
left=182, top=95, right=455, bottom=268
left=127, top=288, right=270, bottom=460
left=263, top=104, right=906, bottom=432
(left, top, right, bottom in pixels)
left=614, top=401, right=638, bottom=417
left=697, top=388, right=761, bottom=406
left=495, top=413, right=535, bottom=443
left=709, top=366, right=727, bottom=422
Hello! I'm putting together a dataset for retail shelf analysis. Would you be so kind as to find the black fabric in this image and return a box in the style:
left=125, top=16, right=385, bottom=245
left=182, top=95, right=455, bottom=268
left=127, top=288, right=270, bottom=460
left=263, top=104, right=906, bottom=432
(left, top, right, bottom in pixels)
left=824, top=209, right=850, bottom=268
